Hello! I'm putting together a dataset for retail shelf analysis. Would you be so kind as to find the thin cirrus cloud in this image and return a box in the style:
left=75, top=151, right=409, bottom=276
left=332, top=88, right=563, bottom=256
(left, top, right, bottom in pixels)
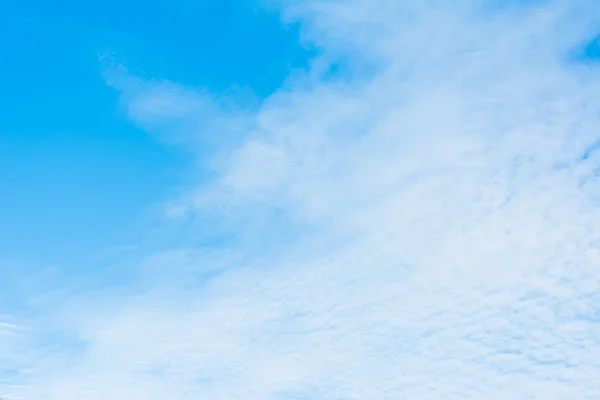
left=4, top=0, right=600, bottom=399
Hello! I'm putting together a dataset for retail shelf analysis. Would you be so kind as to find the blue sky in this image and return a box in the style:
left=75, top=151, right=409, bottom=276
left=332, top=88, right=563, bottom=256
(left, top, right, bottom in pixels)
left=2, top=0, right=600, bottom=399
left=0, top=0, right=313, bottom=266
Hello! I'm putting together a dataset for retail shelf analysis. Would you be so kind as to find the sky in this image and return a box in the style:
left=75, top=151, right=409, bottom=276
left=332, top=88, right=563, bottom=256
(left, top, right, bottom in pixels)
left=1, top=0, right=600, bottom=398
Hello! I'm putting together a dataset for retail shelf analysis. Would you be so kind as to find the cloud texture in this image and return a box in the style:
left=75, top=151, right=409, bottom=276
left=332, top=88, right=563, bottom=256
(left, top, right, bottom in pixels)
left=4, top=0, right=600, bottom=399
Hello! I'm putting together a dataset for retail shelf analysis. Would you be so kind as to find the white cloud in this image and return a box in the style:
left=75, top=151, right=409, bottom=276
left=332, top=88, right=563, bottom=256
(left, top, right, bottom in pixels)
left=4, top=0, right=600, bottom=399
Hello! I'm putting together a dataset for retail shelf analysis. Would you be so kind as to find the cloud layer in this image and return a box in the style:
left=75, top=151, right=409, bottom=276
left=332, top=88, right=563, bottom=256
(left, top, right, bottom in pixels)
left=4, top=0, right=600, bottom=399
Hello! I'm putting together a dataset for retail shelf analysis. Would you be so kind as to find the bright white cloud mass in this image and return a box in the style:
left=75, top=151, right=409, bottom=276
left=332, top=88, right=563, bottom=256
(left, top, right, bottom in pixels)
left=4, top=0, right=600, bottom=398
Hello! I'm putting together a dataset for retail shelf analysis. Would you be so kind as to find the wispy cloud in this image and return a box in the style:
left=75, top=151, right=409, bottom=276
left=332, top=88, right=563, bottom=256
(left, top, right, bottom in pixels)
left=4, top=0, right=600, bottom=398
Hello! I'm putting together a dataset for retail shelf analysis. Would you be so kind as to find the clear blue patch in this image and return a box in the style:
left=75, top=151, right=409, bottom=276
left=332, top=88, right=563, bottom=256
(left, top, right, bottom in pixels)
left=566, top=33, right=600, bottom=64
left=581, top=35, right=600, bottom=61
left=0, top=0, right=314, bottom=271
